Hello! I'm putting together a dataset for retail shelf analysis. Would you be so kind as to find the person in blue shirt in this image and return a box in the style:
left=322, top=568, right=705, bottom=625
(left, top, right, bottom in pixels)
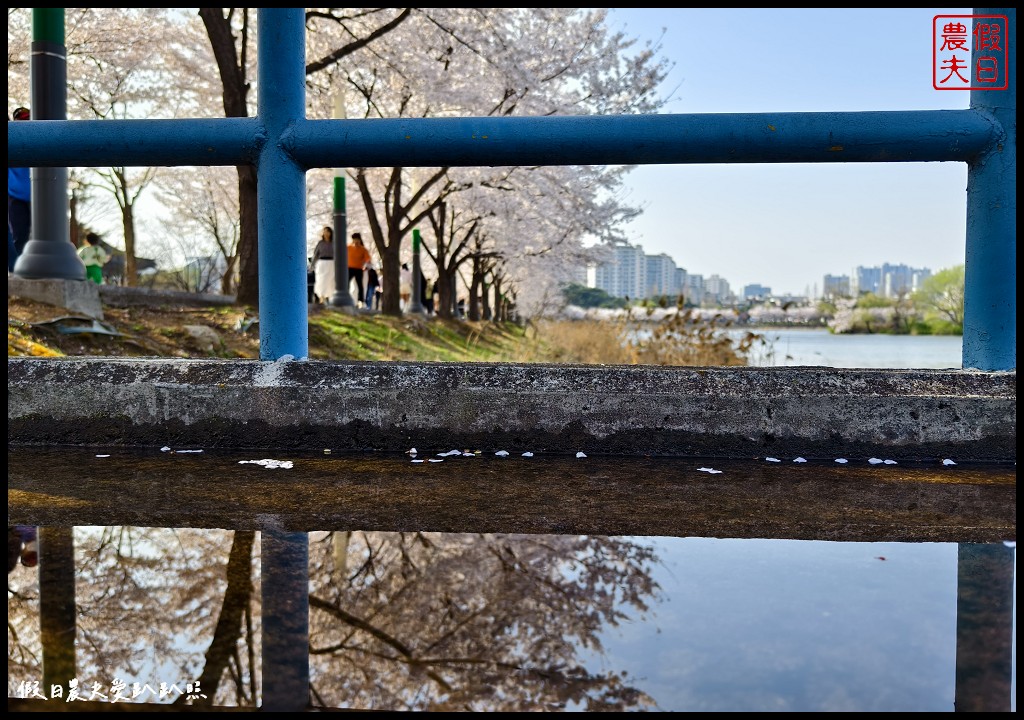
left=8, top=106, right=31, bottom=271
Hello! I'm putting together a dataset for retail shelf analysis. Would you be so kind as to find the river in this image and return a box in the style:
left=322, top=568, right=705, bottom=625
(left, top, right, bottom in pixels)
left=738, top=327, right=963, bottom=369
left=631, top=323, right=965, bottom=369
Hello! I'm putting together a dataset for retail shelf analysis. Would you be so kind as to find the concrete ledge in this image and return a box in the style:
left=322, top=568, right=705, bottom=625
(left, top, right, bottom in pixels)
left=7, top=358, right=1017, bottom=461
left=7, top=276, right=103, bottom=319
left=99, top=285, right=236, bottom=308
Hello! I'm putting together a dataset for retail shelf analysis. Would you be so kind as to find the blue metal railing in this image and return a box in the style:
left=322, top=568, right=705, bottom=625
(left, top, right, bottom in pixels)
left=7, top=8, right=1016, bottom=370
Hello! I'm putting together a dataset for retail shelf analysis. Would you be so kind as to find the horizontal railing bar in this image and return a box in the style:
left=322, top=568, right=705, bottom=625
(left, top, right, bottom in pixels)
left=7, top=109, right=996, bottom=169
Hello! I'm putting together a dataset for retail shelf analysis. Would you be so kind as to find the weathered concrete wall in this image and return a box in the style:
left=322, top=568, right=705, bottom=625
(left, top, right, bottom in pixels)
left=7, top=358, right=1016, bottom=461
left=7, top=276, right=103, bottom=319
left=99, top=285, right=236, bottom=308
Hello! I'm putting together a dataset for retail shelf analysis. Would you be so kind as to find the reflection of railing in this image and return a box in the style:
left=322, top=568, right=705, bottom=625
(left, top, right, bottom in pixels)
left=7, top=9, right=1015, bottom=369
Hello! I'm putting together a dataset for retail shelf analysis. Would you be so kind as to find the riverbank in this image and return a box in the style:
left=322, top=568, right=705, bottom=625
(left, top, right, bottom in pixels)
left=7, top=295, right=537, bottom=362
left=7, top=294, right=753, bottom=366
left=3, top=291, right=965, bottom=369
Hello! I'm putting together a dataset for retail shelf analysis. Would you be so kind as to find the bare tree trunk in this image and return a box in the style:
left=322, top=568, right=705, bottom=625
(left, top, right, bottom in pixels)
left=357, top=167, right=414, bottom=317
left=200, top=8, right=258, bottom=307
left=176, top=530, right=256, bottom=707
left=235, top=165, right=259, bottom=305
left=468, top=265, right=482, bottom=321
left=438, top=267, right=457, bottom=319
left=221, top=253, right=238, bottom=295
left=121, top=192, right=138, bottom=287
left=379, top=239, right=403, bottom=315
left=493, top=277, right=504, bottom=322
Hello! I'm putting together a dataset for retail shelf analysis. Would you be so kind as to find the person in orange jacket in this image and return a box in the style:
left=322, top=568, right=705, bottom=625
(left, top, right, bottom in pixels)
left=347, top=232, right=372, bottom=307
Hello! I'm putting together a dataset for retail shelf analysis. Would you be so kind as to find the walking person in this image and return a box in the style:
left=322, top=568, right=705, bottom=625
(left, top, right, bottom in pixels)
left=312, top=226, right=335, bottom=304
left=347, top=232, right=372, bottom=307
left=8, top=525, right=37, bottom=573
left=365, top=264, right=381, bottom=311
left=77, top=232, right=110, bottom=284
left=8, top=106, right=31, bottom=271
left=399, top=263, right=413, bottom=310
left=421, top=273, right=435, bottom=315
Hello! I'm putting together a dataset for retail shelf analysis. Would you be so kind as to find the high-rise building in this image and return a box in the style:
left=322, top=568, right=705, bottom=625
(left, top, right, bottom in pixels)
left=588, top=241, right=688, bottom=300
left=645, top=253, right=677, bottom=298
left=704, top=274, right=732, bottom=305
left=851, top=264, right=931, bottom=298
left=588, top=240, right=647, bottom=299
left=582, top=243, right=934, bottom=306
left=742, top=283, right=772, bottom=301
left=851, top=266, right=882, bottom=295
left=684, top=274, right=705, bottom=305
left=674, top=267, right=688, bottom=302
left=882, top=263, right=931, bottom=296
left=822, top=274, right=850, bottom=298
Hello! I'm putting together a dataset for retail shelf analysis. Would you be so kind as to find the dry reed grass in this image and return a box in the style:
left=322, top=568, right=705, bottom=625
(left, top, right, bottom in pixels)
left=523, top=304, right=768, bottom=367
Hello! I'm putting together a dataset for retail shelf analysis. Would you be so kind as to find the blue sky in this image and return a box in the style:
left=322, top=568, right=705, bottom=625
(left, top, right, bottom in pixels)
left=606, top=8, right=975, bottom=296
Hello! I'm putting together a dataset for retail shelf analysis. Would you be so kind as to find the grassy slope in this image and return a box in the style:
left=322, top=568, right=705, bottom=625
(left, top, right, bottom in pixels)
left=8, top=297, right=753, bottom=365
left=7, top=296, right=538, bottom=362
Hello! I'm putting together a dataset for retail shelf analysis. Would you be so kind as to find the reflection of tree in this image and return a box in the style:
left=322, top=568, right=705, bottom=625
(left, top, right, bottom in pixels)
left=308, top=532, right=660, bottom=711
left=175, top=530, right=256, bottom=707
left=6, top=527, right=255, bottom=705
left=73, top=527, right=250, bottom=701
left=9, top=529, right=660, bottom=710
left=8, top=561, right=42, bottom=690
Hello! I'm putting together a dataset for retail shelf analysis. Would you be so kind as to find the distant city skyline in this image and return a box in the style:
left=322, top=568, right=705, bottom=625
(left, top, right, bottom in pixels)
left=585, top=237, right=935, bottom=303
left=604, top=7, right=972, bottom=296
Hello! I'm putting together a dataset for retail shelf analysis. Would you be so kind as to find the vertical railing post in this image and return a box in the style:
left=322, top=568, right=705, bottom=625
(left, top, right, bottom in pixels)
left=39, top=527, right=77, bottom=697
left=953, top=542, right=1015, bottom=711
left=255, top=9, right=311, bottom=714
left=962, top=8, right=1015, bottom=371
left=330, top=175, right=354, bottom=308
left=256, top=8, right=308, bottom=360
left=260, top=528, right=310, bottom=712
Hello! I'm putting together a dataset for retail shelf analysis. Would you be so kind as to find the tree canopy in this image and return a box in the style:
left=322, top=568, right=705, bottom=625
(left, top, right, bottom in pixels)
left=8, top=8, right=672, bottom=317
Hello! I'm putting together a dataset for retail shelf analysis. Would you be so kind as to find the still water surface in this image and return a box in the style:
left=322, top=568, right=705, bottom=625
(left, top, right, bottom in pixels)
left=6, top=527, right=1015, bottom=712
left=7, top=336, right=1013, bottom=711
left=738, top=327, right=963, bottom=369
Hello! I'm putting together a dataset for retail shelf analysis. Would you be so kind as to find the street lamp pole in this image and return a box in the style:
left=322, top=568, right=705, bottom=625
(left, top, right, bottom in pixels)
left=408, top=228, right=425, bottom=314
left=329, top=92, right=354, bottom=308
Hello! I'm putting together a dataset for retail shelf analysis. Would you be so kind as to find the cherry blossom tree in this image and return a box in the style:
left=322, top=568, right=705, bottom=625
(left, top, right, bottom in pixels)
left=151, top=165, right=241, bottom=294
left=11, top=9, right=670, bottom=312
left=307, top=531, right=661, bottom=711
left=304, top=8, right=669, bottom=316
left=8, top=9, right=212, bottom=286
left=201, top=8, right=413, bottom=306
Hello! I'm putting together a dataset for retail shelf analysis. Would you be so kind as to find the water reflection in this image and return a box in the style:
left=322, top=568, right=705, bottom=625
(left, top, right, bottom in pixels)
left=307, top=532, right=657, bottom=711
left=7, top=448, right=1015, bottom=710
left=6, top=529, right=1015, bottom=711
